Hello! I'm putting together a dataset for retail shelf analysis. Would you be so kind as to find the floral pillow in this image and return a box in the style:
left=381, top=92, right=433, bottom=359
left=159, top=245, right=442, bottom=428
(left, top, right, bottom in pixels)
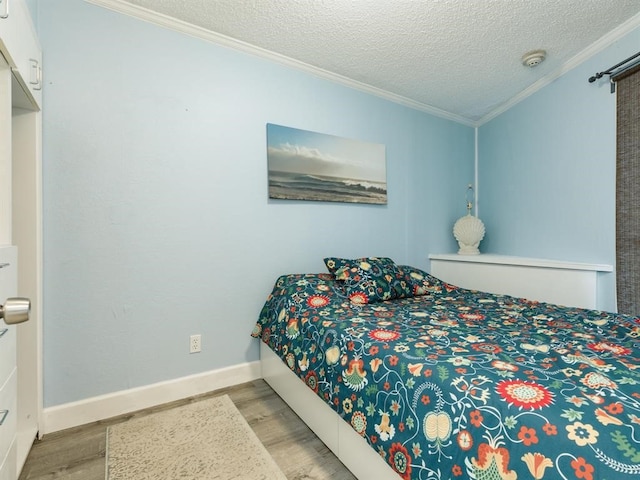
left=397, top=265, right=450, bottom=295
left=272, top=273, right=345, bottom=304
left=323, top=257, right=392, bottom=304
left=323, top=257, right=413, bottom=304
left=382, top=262, right=415, bottom=299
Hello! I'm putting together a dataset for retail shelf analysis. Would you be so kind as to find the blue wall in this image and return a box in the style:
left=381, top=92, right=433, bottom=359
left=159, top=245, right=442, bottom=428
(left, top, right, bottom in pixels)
left=36, top=0, right=638, bottom=408
left=478, top=25, right=640, bottom=312
left=38, top=0, right=473, bottom=406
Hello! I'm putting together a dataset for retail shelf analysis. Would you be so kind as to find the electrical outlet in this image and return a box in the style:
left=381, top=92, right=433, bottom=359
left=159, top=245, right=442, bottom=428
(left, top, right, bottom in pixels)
left=190, top=334, right=201, bottom=354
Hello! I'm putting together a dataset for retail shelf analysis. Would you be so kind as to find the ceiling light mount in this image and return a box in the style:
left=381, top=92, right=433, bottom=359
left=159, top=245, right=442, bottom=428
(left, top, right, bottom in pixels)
left=522, top=50, right=546, bottom=68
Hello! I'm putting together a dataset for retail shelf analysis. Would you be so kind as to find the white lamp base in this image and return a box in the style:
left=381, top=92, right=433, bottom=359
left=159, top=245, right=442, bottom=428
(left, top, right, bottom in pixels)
left=457, top=245, right=481, bottom=255
left=453, top=214, right=485, bottom=256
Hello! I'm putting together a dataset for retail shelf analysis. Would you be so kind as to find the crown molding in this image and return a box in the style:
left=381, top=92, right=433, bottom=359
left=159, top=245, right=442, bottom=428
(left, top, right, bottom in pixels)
left=83, top=1, right=640, bottom=128
left=84, top=0, right=475, bottom=127
left=477, top=10, right=640, bottom=126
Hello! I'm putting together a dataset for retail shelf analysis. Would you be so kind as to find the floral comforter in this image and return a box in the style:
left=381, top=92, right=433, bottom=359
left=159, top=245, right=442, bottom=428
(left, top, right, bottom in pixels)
left=252, top=271, right=640, bottom=480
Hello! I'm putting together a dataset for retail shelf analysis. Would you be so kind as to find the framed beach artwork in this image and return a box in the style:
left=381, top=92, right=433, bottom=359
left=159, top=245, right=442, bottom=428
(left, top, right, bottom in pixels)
left=266, top=123, right=387, bottom=204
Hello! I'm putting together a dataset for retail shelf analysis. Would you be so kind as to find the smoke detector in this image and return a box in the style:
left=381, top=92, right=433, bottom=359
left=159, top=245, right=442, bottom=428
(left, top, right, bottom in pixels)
left=522, top=50, right=546, bottom=67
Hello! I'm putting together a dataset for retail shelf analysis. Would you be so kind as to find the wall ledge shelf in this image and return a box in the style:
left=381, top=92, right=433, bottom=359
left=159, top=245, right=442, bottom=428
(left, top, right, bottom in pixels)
left=428, top=253, right=612, bottom=273
left=429, top=254, right=612, bottom=310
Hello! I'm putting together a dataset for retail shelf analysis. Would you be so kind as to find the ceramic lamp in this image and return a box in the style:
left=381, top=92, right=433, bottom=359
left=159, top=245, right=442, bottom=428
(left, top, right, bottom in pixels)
left=453, top=186, right=485, bottom=255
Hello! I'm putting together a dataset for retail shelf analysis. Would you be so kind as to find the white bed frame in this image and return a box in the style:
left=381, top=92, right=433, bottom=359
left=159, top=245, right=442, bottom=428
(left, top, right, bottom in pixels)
left=261, top=341, right=400, bottom=479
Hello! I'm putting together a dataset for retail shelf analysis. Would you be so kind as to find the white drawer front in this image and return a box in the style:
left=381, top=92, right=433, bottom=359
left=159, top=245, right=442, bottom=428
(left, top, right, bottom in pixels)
left=0, top=369, right=17, bottom=466
left=0, top=326, right=15, bottom=389
left=0, top=247, right=17, bottom=299
left=0, top=247, right=17, bottom=387
left=0, top=438, right=16, bottom=480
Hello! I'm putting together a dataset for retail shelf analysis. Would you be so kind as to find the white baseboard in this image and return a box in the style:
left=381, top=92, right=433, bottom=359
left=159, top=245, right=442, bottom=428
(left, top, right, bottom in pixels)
left=42, top=361, right=261, bottom=434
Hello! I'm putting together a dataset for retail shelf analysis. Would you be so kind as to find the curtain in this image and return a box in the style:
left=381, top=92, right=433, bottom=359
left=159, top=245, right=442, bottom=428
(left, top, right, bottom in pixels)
left=615, top=64, right=640, bottom=316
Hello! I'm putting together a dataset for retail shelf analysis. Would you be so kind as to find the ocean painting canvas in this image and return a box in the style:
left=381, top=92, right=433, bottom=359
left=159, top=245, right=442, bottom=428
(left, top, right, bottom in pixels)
left=267, top=124, right=387, bottom=204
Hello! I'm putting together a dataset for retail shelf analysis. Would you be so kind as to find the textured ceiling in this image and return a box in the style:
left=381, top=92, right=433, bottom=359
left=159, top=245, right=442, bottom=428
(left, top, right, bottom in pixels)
left=114, top=0, right=640, bottom=124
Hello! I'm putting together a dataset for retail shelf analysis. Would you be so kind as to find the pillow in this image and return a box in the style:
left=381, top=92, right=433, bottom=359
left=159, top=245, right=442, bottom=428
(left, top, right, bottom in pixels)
left=273, top=273, right=345, bottom=303
left=323, top=257, right=412, bottom=304
left=382, top=262, right=415, bottom=299
left=324, top=257, right=392, bottom=304
left=324, top=256, right=394, bottom=276
left=397, top=265, right=448, bottom=296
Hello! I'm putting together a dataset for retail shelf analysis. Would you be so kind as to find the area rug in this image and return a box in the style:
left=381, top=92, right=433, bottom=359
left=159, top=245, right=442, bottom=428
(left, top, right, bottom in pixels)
left=106, top=394, right=287, bottom=480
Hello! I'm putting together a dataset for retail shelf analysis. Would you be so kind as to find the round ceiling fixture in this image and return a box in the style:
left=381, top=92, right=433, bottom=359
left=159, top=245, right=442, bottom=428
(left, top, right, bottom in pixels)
left=522, top=50, right=546, bottom=68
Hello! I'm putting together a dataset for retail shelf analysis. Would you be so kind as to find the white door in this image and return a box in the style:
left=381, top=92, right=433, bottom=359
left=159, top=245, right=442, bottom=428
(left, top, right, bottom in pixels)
left=0, top=0, right=43, bottom=476
left=0, top=51, right=19, bottom=480
left=0, top=249, right=19, bottom=480
left=0, top=49, right=41, bottom=479
left=12, top=100, right=41, bottom=474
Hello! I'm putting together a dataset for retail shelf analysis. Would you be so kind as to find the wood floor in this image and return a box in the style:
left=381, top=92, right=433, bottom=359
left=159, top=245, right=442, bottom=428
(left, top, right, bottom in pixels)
left=18, top=379, right=357, bottom=480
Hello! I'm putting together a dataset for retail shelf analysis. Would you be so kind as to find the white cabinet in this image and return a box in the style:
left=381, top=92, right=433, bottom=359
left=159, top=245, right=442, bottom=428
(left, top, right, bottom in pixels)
left=0, top=247, right=17, bottom=480
left=0, top=0, right=42, bottom=109
left=429, top=254, right=613, bottom=310
left=0, top=1, right=41, bottom=476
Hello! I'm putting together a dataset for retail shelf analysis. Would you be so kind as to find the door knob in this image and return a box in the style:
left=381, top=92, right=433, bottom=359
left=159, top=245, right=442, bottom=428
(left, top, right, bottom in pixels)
left=1, top=297, right=30, bottom=325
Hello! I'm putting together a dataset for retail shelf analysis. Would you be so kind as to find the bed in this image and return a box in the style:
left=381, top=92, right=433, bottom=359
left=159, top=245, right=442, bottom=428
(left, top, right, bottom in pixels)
left=252, top=257, right=640, bottom=480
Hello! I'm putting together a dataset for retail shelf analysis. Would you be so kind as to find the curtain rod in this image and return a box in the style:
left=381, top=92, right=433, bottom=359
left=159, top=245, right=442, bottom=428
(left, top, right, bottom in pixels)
left=588, top=50, right=640, bottom=83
